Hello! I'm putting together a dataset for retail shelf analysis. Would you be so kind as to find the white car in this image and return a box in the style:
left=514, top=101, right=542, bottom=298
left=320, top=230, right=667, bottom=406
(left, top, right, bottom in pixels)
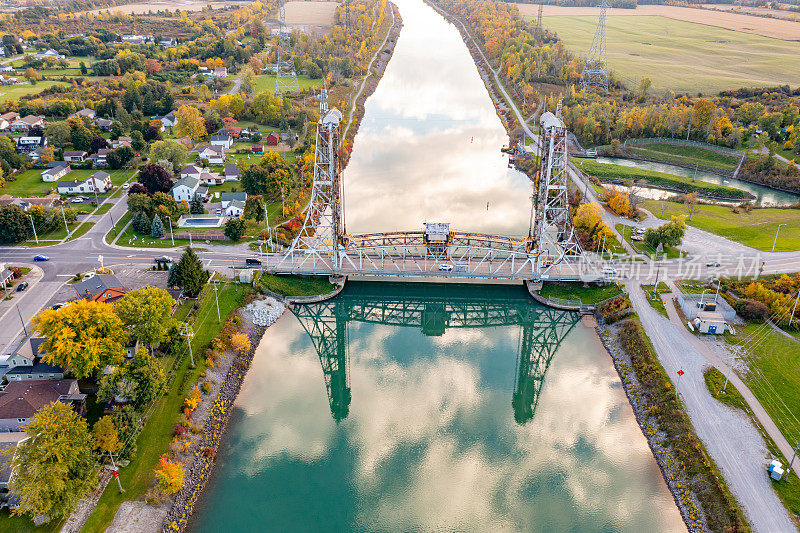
left=122, top=183, right=130, bottom=190
left=438, top=263, right=454, bottom=272
left=70, top=197, right=84, bottom=203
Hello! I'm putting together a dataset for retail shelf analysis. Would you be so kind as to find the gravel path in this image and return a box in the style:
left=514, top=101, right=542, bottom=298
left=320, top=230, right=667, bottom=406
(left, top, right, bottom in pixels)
left=628, top=282, right=794, bottom=531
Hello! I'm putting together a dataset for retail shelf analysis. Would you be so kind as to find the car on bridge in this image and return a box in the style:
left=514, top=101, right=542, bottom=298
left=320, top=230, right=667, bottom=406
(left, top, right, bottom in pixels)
left=33, top=255, right=49, bottom=261
left=438, top=263, right=454, bottom=272
left=706, top=262, right=721, bottom=267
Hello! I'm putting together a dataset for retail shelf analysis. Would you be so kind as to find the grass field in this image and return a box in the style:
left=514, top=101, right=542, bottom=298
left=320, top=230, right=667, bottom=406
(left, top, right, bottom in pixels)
left=616, top=223, right=684, bottom=259
left=257, top=273, right=337, bottom=297
left=0, top=81, right=71, bottom=103
left=1, top=169, right=129, bottom=197
left=641, top=282, right=670, bottom=317
left=253, top=74, right=323, bottom=94
left=538, top=281, right=623, bottom=304
left=540, top=14, right=800, bottom=94
left=284, top=1, right=337, bottom=25
left=579, top=159, right=747, bottom=199
left=643, top=200, right=800, bottom=251
left=625, top=142, right=741, bottom=172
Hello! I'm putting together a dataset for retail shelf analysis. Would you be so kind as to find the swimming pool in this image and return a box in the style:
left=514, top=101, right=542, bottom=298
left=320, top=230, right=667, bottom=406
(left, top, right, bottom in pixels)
left=177, top=215, right=225, bottom=228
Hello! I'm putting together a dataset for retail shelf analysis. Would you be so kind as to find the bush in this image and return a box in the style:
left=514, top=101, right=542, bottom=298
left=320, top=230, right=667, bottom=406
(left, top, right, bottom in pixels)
left=733, top=298, right=770, bottom=322
left=201, top=381, right=212, bottom=394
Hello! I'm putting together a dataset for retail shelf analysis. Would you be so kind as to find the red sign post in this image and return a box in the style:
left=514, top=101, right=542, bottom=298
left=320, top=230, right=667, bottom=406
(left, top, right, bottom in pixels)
left=676, top=369, right=684, bottom=399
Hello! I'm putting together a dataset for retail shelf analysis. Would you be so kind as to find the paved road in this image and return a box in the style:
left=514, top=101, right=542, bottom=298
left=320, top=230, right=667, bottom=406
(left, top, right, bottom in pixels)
left=628, top=282, right=794, bottom=531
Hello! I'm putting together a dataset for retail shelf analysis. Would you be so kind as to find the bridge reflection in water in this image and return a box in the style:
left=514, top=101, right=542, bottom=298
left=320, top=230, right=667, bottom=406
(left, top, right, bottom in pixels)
left=291, top=282, right=580, bottom=423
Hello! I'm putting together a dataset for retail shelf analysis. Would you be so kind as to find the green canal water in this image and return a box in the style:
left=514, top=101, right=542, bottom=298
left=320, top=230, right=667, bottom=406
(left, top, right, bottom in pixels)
left=190, top=283, right=683, bottom=532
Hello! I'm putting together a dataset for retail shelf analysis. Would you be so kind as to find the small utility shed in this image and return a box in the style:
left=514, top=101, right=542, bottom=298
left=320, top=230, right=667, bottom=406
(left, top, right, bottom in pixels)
left=694, top=311, right=728, bottom=335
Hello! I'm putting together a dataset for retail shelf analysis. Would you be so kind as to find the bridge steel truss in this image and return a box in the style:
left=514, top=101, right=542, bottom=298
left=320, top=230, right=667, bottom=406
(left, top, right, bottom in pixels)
left=274, top=96, right=597, bottom=282
left=291, top=293, right=580, bottom=423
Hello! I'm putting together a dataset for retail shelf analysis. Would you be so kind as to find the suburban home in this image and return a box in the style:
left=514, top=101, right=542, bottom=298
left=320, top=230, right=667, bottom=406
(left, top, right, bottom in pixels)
left=41, top=163, right=70, bottom=182
left=179, top=165, right=203, bottom=180
left=172, top=175, right=200, bottom=203
left=159, top=38, right=177, bottom=48
left=0, top=118, right=8, bottom=132
left=0, top=65, right=12, bottom=73
left=34, top=49, right=65, bottom=60
left=0, top=263, right=13, bottom=289
left=160, top=110, right=177, bottom=128
left=4, top=338, right=65, bottom=382
left=72, top=274, right=127, bottom=303
left=110, top=136, right=132, bottom=149
left=210, top=134, right=233, bottom=150
left=0, top=193, right=58, bottom=211
left=0, top=379, right=86, bottom=432
left=70, top=108, right=95, bottom=120
left=198, top=145, right=225, bottom=165
left=265, top=132, right=279, bottom=146
left=63, top=151, right=87, bottom=162
left=122, top=34, right=152, bottom=44
left=57, top=171, right=112, bottom=195
left=10, top=115, right=44, bottom=132
left=252, top=144, right=264, bottom=154
left=89, top=148, right=113, bottom=167
left=198, top=171, right=224, bottom=186
left=0, top=112, right=19, bottom=125
left=212, top=66, right=228, bottom=77
left=15, top=136, right=46, bottom=153
left=224, top=164, right=240, bottom=181
left=95, top=118, right=113, bottom=131
left=197, top=185, right=210, bottom=202
left=220, top=192, right=247, bottom=208
left=225, top=199, right=245, bottom=218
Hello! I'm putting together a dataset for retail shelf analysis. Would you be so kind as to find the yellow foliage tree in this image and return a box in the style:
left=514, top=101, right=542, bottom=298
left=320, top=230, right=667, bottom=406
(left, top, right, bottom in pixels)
left=607, top=191, right=631, bottom=217
left=154, top=455, right=184, bottom=495
left=93, top=415, right=122, bottom=455
left=573, top=202, right=602, bottom=230
left=230, top=333, right=250, bottom=355
left=175, top=105, right=206, bottom=141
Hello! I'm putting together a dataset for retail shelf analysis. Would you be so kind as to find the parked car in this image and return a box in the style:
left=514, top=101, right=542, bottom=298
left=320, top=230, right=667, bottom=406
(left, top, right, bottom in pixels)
left=122, top=183, right=130, bottom=189
left=82, top=272, right=95, bottom=281
left=51, top=303, right=65, bottom=310
left=33, top=255, right=49, bottom=261
left=706, top=262, right=720, bottom=267
left=16, top=282, right=28, bottom=292
left=631, top=235, right=644, bottom=241
left=154, top=256, right=172, bottom=263
left=438, top=263, right=454, bottom=272
left=215, top=209, right=222, bottom=216
left=70, top=197, right=84, bottom=203
left=635, top=228, right=646, bottom=235
left=245, top=258, right=262, bottom=266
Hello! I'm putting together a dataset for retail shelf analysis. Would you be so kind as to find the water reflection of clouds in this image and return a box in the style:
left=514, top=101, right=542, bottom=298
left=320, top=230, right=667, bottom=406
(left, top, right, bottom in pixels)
left=228, top=314, right=682, bottom=531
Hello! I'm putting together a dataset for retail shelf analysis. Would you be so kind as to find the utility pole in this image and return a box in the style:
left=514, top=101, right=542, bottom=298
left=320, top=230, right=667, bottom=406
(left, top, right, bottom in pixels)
left=60, top=205, right=70, bottom=237
left=109, top=212, right=116, bottom=237
left=211, top=282, right=221, bottom=324
left=168, top=217, right=175, bottom=246
left=16, top=305, right=27, bottom=336
left=180, top=324, right=194, bottom=367
left=27, top=214, right=38, bottom=244
left=714, top=277, right=721, bottom=303
left=789, top=289, right=800, bottom=327
left=108, top=453, right=125, bottom=493
left=786, top=440, right=800, bottom=480
left=772, top=223, right=787, bottom=253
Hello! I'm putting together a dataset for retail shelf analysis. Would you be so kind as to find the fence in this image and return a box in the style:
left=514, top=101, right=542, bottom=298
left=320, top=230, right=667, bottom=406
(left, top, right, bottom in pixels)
left=676, top=293, right=736, bottom=321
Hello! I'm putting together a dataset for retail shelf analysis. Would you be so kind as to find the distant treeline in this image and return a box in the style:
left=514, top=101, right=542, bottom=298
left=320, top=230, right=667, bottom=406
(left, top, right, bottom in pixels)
left=512, top=0, right=637, bottom=7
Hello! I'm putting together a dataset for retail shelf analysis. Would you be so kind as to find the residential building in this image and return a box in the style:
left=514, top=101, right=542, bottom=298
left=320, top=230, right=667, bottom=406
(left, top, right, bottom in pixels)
left=88, top=148, right=113, bottom=167
left=95, top=118, right=113, bottom=131
left=0, top=380, right=85, bottom=432
left=160, top=110, right=177, bottom=128
left=70, top=108, right=95, bottom=120
left=0, top=65, right=11, bottom=73
left=252, top=144, right=264, bottom=154
left=0, top=112, right=19, bottom=124
left=72, top=274, right=127, bottom=303
left=172, top=175, right=200, bottom=203
left=15, top=136, right=46, bottom=153
left=10, top=115, right=45, bottom=132
left=5, top=359, right=64, bottom=382
left=212, top=66, right=228, bottom=78
left=179, top=165, right=203, bottom=180
left=198, top=171, right=224, bottom=186
left=210, top=134, right=233, bottom=150
left=0, top=118, right=8, bottom=132
left=197, top=185, right=210, bottom=202
left=0, top=193, right=58, bottom=211
left=224, top=164, right=240, bottom=181
left=198, top=145, right=225, bottom=165
left=0, top=264, right=13, bottom=289
left=121, top=34, right=152, bottom=44
left=225, top=199, right=245, bottom=218
left=110, top=136, right=132, bottom=150
left=57, top=171, right=112, bottom=195
left=41, top=163, right=70, bottom=182
left=158, top=38, right=177, bottom=48
left=63, top=151, right=87, bottom=162
left=265, top=132, right=279, bottom=146
left=220, top=192, right=247, bottom=208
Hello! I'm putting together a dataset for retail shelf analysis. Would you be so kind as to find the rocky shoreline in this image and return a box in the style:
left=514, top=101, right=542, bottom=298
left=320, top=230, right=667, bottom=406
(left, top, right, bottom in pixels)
left=597, top=324, right=706, bottom=532
left=161, top=298, right=285, bottom=533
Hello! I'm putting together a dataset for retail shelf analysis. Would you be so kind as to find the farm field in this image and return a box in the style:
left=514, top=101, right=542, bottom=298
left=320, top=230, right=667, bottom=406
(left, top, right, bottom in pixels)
left=253, top=74, right=323, bottom=94
left=700, top=4, right=800, bottom=23
left=0, top=81, right=71, bottom=103
left=519, top=4, right=800, bottom=40
left=84, top=0, right=242, bottom=15
left=643, top=200, right=800, bottom=251
left=284, top=1, right=339, bottom=25
left=529, top=12, right=800, bottom=93
left=624, top=142, right=741, bottom=172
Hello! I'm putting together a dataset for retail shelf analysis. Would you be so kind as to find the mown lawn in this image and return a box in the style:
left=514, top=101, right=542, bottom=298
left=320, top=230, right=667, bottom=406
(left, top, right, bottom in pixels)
left=538, top=281, right=623, bottom=304
left=1, top=169, right=129, bottom=198
left=253, top=74, right=323, bottom=94
left=257, top=273, right=336, bottom=297
left=81, top=283, right=246, bottom=532
left=643, top=200, right=800, bottom=252
left=641, top=282, right=670, bottom=317
left=627, top=142, right=740, bottom=172
left=577, top=158, right=747, bottom=199
left=0, top=81, right=71, bottom=103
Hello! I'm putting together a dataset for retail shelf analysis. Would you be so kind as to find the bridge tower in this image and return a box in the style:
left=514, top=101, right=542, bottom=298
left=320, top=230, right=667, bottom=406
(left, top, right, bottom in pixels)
left=275, top=0, right=300, bottom=94
left=533, top=104, right=586, bottom=277
left=282, top=90, right=343, bottom=269
left=580, top=1, right=610, bottom=93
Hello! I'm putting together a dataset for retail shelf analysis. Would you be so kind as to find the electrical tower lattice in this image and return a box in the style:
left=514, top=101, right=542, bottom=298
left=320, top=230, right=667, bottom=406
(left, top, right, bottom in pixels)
left=276, top=0, right=300, bottom=94
left=580, top=1, right=610, bottom=93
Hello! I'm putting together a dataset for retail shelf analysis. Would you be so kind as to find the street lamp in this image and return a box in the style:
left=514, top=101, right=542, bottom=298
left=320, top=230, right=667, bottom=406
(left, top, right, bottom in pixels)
left=27, top=214, right=38, bottom=244
left=772, top=223, right=787, bottom=253
left=699, top=288, right=710, bottom=308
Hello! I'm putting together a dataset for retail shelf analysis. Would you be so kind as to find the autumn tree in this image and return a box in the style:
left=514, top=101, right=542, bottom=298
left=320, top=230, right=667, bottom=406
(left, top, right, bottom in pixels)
left=175, top=105, right=207, bottom=141
left=6, top=402, right=97, bottom=520
left=684, top=192, right=699, bottom=220
left=32, top=299, right=127, bottom=378
left=93, top=415, right=122, bottom=456
left=149, top=140, right=187, bottom=173
left=230, top=333, right=250, bottom=355
left=154, top=455, right=184, bottom=495
left=114, top=287, right=175, bottom=351
left=138, top=163, right=173, bottom=194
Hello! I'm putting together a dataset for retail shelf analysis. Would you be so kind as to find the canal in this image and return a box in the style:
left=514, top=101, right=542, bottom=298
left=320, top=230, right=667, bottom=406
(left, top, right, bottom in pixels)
left=189, top=0, right=685, bottom=530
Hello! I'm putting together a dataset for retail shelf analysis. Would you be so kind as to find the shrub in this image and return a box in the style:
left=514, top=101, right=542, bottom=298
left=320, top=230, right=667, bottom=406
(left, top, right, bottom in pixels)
left=733, top=298, right=770, bottom=322
left=154, top=455, right=184, bottom=495
left=230, top=333, right=250, bottom=355
left=201, top=381, right=212, bottom=394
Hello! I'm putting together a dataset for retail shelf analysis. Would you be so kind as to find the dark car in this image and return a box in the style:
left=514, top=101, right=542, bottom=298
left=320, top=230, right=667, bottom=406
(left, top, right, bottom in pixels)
left=245, top=258, right=262, bottom=266
left=33, top=255, right=49, bottom=261
left=706, top=262, right=720, bottom=268
left=16, top=282, right=28, bottom=292
left=154, top=256, right=173, bottom=263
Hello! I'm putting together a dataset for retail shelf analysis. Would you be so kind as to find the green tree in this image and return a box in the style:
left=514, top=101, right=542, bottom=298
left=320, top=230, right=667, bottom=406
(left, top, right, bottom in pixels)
left=132, top=210, right=151, bottom=234
left=71, top=125, right=93, bottom=151
left=114, top=287, right=175, bottom=350
left=644, top=215, right=686, bottom=249
left=32, top=299, right=128, bottom=378
left=0, top=204, right=30, bottom=244
left=131, top=130, right=146, bottom=152
left=149, top=140, right=188, bottom=174
left=45, top=121, right=71, bottom=147
left=6, top=402, right=97, bottom=520
left=172, top=247, right=209, bottom=297
left=224, top=217, right=246, bottom=241
left=128, top=347, right=167, bottom=405
left=190, top=194, right=204, bottom=214
left=243, top=195, right=265, bottom=221
left=151, top=213, right=165, bottom=238
left=111, top=405, right=139, bottom=459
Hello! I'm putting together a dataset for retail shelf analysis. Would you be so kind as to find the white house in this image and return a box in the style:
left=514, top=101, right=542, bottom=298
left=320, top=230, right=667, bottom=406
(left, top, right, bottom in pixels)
left=15, top=136, right=46, bottom=153
left=225, top=199, right=245, bottom=218
left=41, top=163, right=70, bottom=182
left=171, top=176, right=200, bottom=203
left=220, top=192, right=247, bottom=208
left=63, top=151, right=87, bottom=162
left=70, top=108, right=95, bottom=120
left=95, top=118, right=113, bottom=131
left=224, top=164, right=240, bottom=181
left=160, top=111, right=177, bottom=128
left=89, top=148, right=113, bottom=167
left=0, top=65, right=13, bottom=73
left=211, top=66, right=228, bottom=78
left=210, top=134, right=233, bottom=150
left=34, top=49, right=65, bottom=60
left=198, top=172, right=224, bottom=186
left=57, top=171, right=112, bottom=195
left=198, top=145, right=225, bottom=165
left=179, top=165, right=203, bottom=180
left=10, top=115, right=44, bottom=132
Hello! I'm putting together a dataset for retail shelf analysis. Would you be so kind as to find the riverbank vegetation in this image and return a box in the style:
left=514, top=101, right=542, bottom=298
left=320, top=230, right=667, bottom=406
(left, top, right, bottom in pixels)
left=641, top=282, right=669, bottom=317
left=538, top=281, right=622, bottom=304
left=618, top=141, right=741, bottom=173
left=256, top=273, right=337, bottom=298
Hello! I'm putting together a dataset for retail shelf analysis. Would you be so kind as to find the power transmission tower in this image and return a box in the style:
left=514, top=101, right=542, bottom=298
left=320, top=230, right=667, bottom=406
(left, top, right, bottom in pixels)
left=580, top=1, right=610, bottom=93
left=275, top=0, right=300, bottom=94
left=534, top=1, right=544, bottom=42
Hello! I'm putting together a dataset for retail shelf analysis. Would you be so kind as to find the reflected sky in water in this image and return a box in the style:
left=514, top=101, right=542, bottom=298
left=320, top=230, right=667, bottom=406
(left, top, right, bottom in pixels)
left=342, top=0, right=533, bottom=237
left=191, top=284, right=684, bottom=532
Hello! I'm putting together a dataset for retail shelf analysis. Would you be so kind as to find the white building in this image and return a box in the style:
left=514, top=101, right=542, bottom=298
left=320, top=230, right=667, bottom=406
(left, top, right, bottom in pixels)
left=198, top=145, right=225, bottom=165
left=57, top=171, right=112, bottom=195
left=225, top=199, right=245, bottom=218
left=210, top=134, right=233, bottom=150
left=41, top=164, right=70, bottom=182
left=171, top=176, right=200, bottom=203
left=693, top=311, right=728, bottom=335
